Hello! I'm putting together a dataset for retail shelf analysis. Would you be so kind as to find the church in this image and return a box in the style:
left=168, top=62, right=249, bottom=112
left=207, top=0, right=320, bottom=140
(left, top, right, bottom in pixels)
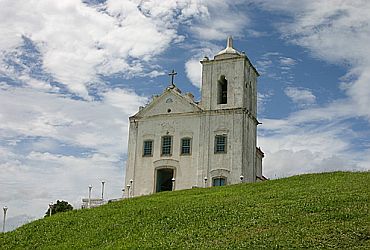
left=124, top=37, right=265, bottom=197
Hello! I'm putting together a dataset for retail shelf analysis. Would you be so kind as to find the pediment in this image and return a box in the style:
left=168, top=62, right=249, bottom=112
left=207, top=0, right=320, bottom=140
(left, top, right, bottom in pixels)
left=133, top=88, right=202, bottom=118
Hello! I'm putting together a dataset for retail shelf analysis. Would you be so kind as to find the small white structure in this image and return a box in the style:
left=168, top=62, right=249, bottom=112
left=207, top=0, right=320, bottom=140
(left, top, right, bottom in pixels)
left=81, top=198, right=106, bottom=209
left=124, top=37, right=265, bottom=197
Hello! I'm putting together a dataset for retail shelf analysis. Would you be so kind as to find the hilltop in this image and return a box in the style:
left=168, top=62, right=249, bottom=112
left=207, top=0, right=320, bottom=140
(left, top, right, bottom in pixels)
left=1, top=172, right=369, bottom=249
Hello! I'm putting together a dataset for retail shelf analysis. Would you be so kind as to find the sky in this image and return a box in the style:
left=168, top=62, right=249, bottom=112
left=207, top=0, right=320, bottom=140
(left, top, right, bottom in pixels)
left=1, top=0, right=370, bottom=231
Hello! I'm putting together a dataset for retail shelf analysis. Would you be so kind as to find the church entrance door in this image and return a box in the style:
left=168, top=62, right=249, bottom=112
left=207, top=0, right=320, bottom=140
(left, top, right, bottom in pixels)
left=156, top=168, right=174, bottom=192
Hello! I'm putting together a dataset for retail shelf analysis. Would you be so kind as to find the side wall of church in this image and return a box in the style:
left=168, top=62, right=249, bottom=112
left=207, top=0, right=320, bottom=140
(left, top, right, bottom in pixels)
left=243, top=115, right=257, bottom=182
left=198, top=109, right=256, bottom=186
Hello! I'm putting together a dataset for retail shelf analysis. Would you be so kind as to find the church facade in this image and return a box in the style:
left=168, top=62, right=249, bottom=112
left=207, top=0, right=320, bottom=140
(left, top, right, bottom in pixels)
left=124, top=37, right=265, bottom=197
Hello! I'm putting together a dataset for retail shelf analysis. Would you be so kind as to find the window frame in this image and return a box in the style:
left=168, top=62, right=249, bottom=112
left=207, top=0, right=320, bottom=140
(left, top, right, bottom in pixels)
left=214, top=134, right=227, bottom=154
left=161, top=135, right=173, bottom=156
left=142, top=140, right=154, bottom=157
left=180, top=137, right=192, bottom=156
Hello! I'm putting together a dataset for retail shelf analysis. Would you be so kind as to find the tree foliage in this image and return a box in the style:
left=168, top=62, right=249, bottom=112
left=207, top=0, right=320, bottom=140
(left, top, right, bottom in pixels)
left=45, top=200, right=73, bottom=217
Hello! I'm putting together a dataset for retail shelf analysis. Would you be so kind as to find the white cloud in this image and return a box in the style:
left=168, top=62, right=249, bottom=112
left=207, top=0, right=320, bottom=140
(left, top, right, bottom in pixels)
left=251, top=0, right=370, bottom=179
left=257, top=91, right=274, bottom=114
left=255, top=0, right=370, bottom=121
left=256, top=52, right=297, bottom=83
left=184, top=42, right=222, bottom=88
left=185, top=59, right=202, bottom=88
left=0, top=0, right=180, bottom=98
left=189, top=1, right=250, bottom=41
left=279, top=57, right=296, bottom=66
left=259, top=114, right=367, bottom=178
left=284, top=87, right=316, bottom=106
left=0, top=86, right=146, bottom=227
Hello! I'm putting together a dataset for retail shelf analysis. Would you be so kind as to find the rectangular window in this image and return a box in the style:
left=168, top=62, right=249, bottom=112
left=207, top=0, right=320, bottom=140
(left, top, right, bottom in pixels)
left=215, top=135, right=227, bottom=153
left=161, top=136, right=172, bottom=156
left=213, top=177, right=226, bottom=186
left=143, top=140, right=153, bottom=156
left=181, top=138, right=191, bottom=155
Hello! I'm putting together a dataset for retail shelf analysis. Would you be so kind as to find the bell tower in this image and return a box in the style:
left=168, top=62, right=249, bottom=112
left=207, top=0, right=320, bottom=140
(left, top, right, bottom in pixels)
left=200, top=36, right=259, bottom=116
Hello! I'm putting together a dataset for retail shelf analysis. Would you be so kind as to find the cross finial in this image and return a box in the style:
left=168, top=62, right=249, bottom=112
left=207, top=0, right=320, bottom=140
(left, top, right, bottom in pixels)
left=227, top=36, right=233, bottom=48
left=168, top=69, right=177, bottom=85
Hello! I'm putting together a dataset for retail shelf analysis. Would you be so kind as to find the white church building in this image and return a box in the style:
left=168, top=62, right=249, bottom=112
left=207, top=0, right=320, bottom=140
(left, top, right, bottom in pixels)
left=124, top=37, right=265, bottom=197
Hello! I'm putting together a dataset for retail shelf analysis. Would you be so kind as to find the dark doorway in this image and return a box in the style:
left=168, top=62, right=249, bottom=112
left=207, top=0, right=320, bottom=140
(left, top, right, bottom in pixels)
left=156, top=168, right=174, bottom=192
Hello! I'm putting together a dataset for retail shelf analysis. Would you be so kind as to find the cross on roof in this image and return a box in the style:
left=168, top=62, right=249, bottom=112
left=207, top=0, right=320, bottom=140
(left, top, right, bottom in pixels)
left=168, top=69, right=177, bottom=85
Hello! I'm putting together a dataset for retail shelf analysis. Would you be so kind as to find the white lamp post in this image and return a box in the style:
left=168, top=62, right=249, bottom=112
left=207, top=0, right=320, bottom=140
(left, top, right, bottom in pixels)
left=171, top=177, right=176, bottom=191
left=240, top=175, right=244, bottom=183
left=2, top=206, right=8, bottom=233
left=127, top=184, right=131, bottom=198
left=88, top=185, right=93, bottom=208
left=204, top=176, right=208, bottom=187
left=49, top=202, right=53, bottom=217
left=101, top=181, right=105, bottom=200
left=129, top=179, right=133, bottom=197
left=121, top=188, right=125, bottom=198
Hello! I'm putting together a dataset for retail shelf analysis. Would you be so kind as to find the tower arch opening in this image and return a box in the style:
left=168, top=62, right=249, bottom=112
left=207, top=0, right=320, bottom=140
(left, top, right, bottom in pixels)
left=217, top=75, right=228, bottom=104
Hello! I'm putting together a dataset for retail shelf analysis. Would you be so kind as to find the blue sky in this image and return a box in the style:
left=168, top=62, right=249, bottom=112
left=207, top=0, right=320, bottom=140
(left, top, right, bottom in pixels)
left=1, top=0, right=370, bottom=230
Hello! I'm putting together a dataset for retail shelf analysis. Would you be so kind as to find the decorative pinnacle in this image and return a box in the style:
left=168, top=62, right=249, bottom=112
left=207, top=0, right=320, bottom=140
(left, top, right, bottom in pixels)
left=227, top=36, right=233, bottom=48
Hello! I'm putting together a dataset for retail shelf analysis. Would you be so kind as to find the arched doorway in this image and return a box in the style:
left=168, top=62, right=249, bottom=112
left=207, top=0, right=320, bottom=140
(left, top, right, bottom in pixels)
left=156, top=168, right=174, bottom=192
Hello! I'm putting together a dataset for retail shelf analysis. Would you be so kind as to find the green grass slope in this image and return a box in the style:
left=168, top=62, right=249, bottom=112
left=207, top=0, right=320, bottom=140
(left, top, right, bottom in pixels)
left=1, top=172, right=369, bottom=249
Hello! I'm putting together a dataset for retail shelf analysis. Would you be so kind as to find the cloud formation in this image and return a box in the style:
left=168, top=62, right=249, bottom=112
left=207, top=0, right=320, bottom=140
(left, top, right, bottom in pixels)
left=284, top=87, right=316, bottom=107
left=0, top=0, right=179, bottom=98
left=250, top=0, right=370, bottom=178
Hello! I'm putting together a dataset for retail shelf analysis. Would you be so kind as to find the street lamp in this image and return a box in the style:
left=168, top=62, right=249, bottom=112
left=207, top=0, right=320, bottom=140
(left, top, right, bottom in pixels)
left=101, top=181, right=105, bottom=200
left=240, top=175, right=244, bottom=183
left=171, top=177, right=176, bottom=191
left=204, top=176, right=208, bottom=188
left=127, top=184, right=131, bottom=198
left=2, top=206, right=8, bottom=233
left=130, top=179, right=133, bottom=197
left=49, top=202, right=53, bottom=217
left=88, top=185, right=93, bottom=208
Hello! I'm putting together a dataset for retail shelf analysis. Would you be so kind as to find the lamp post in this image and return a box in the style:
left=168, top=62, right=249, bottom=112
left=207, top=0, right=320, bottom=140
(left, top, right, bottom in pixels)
left=129, top=179, right=133, bottom=197
left=88, top=185, right=93, bottom=208
left=204, top=176, right=208, bottom=188
left=240, top=175, right=244, bottom=183
left=49, top=202, right=53, bottom=217
left=121, top=188, right=125, bottom=198
left=127, top=184, right=131, bottom=198
left=2, top=206, right=7, bottom=233
left=171, top=177, right=176, bottom=191
left=101, top=181, right=105, bottom=200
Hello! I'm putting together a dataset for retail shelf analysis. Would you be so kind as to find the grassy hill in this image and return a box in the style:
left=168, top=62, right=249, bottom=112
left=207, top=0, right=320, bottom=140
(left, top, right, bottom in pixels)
left=1, top=172, right=369, bottom=249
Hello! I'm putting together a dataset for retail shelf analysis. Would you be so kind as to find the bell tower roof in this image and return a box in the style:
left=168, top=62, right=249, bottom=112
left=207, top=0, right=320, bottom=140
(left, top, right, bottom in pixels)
left=215, top=36, right=242, bottom=59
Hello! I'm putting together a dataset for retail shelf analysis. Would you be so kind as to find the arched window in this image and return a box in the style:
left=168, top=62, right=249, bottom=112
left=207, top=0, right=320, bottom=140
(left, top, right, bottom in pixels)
left=217, top=75, right=227, bottom=104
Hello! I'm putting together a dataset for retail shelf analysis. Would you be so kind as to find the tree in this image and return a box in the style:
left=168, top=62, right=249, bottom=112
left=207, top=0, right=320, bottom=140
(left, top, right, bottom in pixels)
left=45, top=200, right=73, bottom=217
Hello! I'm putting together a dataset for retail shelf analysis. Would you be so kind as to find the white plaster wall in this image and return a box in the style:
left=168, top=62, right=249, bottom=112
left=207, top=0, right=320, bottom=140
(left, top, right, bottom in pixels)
left=128, top=112, right=201, bottom=196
